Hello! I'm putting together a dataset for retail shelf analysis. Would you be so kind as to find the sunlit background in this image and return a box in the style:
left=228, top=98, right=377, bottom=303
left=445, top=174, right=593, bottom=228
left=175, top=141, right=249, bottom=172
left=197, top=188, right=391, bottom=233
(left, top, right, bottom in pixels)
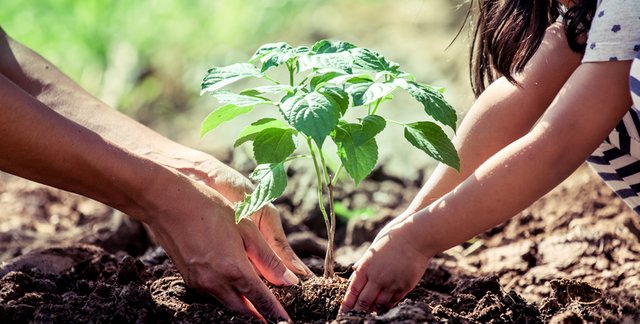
left=1, top=0, right=474, bottom=179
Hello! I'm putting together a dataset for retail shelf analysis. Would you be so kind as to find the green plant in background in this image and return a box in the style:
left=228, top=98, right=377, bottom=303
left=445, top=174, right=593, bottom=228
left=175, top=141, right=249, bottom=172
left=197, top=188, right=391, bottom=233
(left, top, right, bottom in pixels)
left=333, top=202, right=376, bottom=222
left=200, top=40, right=459, bottom=278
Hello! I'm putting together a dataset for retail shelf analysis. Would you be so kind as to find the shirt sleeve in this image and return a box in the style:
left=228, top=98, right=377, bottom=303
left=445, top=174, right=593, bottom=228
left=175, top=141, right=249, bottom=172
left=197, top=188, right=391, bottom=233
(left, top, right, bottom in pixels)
left=582, top=0, right=640, bottom=63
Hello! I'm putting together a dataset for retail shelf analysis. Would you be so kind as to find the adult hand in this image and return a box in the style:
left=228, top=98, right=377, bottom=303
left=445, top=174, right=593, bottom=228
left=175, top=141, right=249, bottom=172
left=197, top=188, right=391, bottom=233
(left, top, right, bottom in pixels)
left=141, top=167, right=298, bottom=322
left=0, top=30, right=311, bottom=321
left=339, top=219, right=432, bottom=314
left=148, top=148, right=313, bottom=278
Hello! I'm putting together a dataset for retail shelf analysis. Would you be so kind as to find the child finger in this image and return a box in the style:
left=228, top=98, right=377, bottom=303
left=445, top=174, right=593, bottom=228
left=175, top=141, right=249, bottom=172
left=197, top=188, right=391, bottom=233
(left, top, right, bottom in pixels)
left=387, top=291, right=405, bottom=309
left=352, top=282, right=381, bottom=312
left=371, top=290, right=394, bottom=313
left=339, top=272, right=368, bottom=313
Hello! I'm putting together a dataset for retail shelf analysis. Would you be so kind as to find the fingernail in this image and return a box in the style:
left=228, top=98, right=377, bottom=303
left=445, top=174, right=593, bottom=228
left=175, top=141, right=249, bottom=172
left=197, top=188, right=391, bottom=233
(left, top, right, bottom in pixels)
left=283, top=269, right=299, bottom=286
left=292, top=259, right=312, bottom=277
left=292, top=259, right=305, bottom=273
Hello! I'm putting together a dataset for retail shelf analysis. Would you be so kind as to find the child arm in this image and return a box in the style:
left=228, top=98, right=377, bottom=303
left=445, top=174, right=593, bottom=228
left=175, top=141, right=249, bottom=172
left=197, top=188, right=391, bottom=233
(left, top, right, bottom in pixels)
left=408, top=23, right=582, bottom=215
left=341, top=47, right=633, bottom=316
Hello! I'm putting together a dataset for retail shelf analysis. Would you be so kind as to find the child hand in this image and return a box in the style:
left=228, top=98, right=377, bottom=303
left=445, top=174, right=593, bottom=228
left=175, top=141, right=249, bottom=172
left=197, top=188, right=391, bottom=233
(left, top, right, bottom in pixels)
left=339, top=220, right=433, bottom=313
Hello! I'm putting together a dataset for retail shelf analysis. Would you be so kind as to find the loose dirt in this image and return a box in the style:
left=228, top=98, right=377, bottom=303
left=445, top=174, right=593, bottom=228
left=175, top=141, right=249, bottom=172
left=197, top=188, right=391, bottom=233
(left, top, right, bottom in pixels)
left=1, top=165, right=638, bottom=323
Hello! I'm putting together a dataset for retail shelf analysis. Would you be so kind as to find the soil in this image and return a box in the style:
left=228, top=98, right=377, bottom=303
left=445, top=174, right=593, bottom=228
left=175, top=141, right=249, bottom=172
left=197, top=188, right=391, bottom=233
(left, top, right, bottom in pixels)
left=1, top=164, right=639, bottom=323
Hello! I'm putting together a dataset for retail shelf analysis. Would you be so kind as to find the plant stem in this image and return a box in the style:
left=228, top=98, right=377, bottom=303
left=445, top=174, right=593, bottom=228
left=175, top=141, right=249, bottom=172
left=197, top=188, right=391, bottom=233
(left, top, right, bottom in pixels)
left=305, top=137, right=332, bottom=274
left=317, top=147, right=335, bottom=277
left=326, top=181, right=336, bottom=278
left=370, top=98, right=382, bottom=115
left=330, top=163, right=344, bottom=187
left=287, top=62, right=295, bottom=86
left=386, top=118, right=406, bottom=126
left=317, top=146, right=331, bottom=186
left=283, top=154, right=310, bottom=163
left=263, top=75, right=280, bottom=85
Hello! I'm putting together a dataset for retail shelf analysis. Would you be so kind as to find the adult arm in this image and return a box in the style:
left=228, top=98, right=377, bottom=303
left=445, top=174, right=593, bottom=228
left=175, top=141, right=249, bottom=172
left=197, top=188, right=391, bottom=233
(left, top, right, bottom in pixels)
left=0, top=28, right=311, bottom=278
left=0, top=28, right=310, bottom=321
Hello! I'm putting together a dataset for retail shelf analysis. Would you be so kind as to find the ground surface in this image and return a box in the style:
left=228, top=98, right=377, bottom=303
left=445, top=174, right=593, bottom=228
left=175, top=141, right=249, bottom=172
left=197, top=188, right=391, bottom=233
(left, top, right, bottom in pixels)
left=0, top=165, right=639, bottom=323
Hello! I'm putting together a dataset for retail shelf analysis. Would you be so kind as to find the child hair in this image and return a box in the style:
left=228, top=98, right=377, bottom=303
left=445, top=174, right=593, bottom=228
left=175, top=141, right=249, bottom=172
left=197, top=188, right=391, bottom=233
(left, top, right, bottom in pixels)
left=466, top=0, right=597, bottom=97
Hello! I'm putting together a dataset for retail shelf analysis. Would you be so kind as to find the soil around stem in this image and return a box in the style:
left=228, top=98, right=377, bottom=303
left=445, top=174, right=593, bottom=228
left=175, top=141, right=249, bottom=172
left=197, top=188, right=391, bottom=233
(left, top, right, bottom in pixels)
left=1, top=165, right=639, bottom=323
left=272, top=276, right=349, bottom=322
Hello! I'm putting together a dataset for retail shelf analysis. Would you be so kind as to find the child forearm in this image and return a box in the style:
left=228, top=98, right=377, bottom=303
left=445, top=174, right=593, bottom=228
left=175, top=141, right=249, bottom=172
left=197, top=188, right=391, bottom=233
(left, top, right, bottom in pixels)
left=406, top=24, right=582, bottom=214
left=408, top=61, right=633, bottom=256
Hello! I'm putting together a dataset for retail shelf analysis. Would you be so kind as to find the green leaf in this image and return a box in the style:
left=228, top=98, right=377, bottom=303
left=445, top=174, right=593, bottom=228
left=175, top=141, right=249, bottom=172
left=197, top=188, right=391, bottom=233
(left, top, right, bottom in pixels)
left=404, top=122, right=460, bottom=170
left=359, top=115, right=386, bottom=143
left=234, top=118, right=294, bottom=147
left=250, top=42, right=291, bottom=62
left=261, top=51, right=293, bottom=72
left=400, top=81, right=457, bottom=131
left=235, top=163, right=287, bottom=223
left=330, top=73, right=373, bottom=85
left=280, top=91, right=341, bottom=146
left=298, top=52, right=353, bottom=73
left=201, top=63, right=262, bottom=94
left=346, top=81, right=396, bottom=107
left=252, top=128, right=297, bottom=164
left=351, top=48, right=400, bottom=74
left=320, top=86, right=350, bottom=115
left=332, top=124, right=379, bottom=186
left=200, top=104, right=254, bottom=137
left=210, top=90, right=269, bottom=107
left=292, top=46, right=311, bottom=56
left=249, top=42, right=297, bottom=72
left=310, top=71, right=345, bottom=90
left=240, top=85, right=293, bottom=97
left=312, top=40, right=356, bottom=54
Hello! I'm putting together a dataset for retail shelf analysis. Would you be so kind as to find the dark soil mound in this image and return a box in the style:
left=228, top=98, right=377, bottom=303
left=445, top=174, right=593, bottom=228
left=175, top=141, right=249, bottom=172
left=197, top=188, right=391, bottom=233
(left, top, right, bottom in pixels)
left=1, top=165, right=639, bottom=323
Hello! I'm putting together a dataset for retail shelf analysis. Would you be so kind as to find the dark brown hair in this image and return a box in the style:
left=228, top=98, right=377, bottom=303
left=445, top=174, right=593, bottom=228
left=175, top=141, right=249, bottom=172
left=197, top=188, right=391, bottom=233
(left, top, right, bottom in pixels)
left=467, top=0, right=597, bottom=97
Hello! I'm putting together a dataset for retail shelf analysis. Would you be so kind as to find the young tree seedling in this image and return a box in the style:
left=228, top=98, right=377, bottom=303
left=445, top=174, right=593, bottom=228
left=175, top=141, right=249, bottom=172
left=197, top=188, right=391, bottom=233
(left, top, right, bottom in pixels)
left=201, top=40, right=459, bottom=278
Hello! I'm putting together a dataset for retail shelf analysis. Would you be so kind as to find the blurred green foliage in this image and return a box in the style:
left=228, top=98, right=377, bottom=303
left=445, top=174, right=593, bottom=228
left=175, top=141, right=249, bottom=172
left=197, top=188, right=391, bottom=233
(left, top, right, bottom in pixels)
left=1, top=0, right=472, bottom=172
left=1, top=0, right=311, bottom=124
left=334, top=202, right=376, bottom=221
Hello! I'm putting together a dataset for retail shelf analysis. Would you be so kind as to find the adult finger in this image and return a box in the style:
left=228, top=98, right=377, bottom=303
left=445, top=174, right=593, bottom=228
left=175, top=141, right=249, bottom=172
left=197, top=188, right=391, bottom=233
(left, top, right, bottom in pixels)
left=241, top=221, right=300, bottom=287
left=211, top=285, right=264, bottom=322
left=339, top=271, right=367, bottom=313
left=255, top=205, right=313, bottom=277
left=234, top=273, right=291, bottom=322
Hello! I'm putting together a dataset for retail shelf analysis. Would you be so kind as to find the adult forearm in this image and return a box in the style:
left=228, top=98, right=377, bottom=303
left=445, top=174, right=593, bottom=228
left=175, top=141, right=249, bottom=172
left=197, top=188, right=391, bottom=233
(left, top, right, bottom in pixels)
left=0, top=73, right=160, bottom=220
left=0, top=29, right=192, bottom=160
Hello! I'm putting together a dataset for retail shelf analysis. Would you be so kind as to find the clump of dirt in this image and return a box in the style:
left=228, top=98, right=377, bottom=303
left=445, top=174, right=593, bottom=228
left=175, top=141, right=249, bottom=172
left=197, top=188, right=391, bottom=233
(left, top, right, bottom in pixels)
left=0, top=174, right=149, bottom=261
left=273, top=276, right=348, bottom=322
left=540, top=279, right=640, bottom=323
left=0, top=245, right=256, bottom=323
left=431, top=275, right=540, bottom=322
